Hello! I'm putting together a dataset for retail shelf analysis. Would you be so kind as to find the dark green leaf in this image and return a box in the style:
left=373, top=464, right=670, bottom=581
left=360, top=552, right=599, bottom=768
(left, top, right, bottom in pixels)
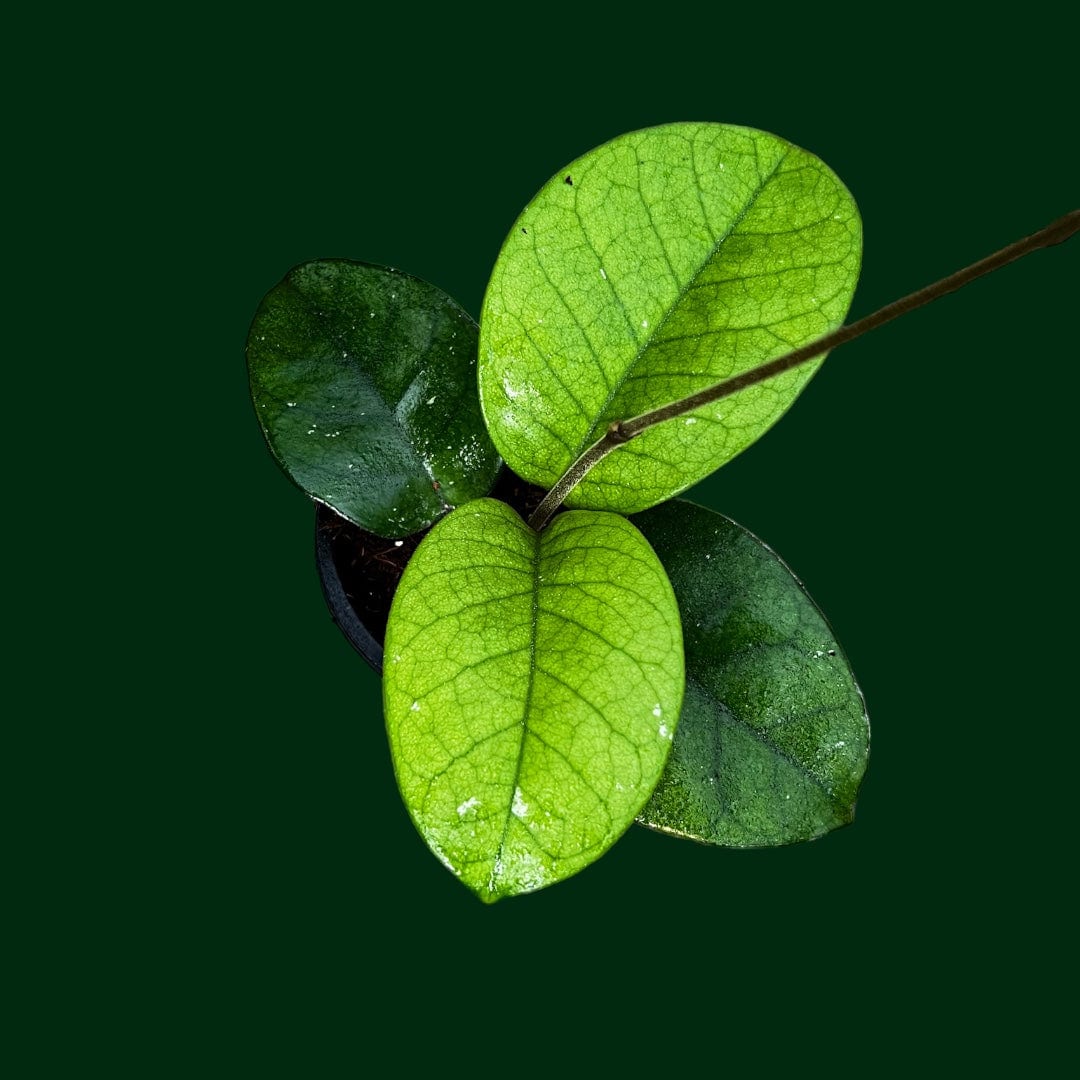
left=383, top=499, right=684, bottom=900
left=248, top=260, right=501, bottom=537
left=479, top=122, right=861, bottom=513
left=633, top=500, right=869, bottom=846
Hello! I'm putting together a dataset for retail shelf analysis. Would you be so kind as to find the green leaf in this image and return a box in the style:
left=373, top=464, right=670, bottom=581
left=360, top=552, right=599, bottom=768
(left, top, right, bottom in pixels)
left=383, top=499, right=684, bottom=901
left=479, top=122, right=861, bottom=513
left=248, top=260, right=501, bottom=537
left=632, top=500, right=868, bottom=846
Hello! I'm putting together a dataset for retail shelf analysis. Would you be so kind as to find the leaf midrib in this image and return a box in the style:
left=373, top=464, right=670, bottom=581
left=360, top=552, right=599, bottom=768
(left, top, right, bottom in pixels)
left=571, top=147, right=791, bottom=458
left=282, top=272, right=445, bottom=494
left=688, top=672, right=848, bottom=810
left=487, top=525, right=543, bottom=895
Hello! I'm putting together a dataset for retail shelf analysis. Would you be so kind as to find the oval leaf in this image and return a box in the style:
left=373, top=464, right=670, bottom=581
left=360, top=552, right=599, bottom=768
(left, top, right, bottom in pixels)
left=248, top=260, right=501, bottom=537
left=632, top=500, right=868, bottom=846
left=479, top=122, right=861, bottom=513
left=384, top=499, right=684, bottom=901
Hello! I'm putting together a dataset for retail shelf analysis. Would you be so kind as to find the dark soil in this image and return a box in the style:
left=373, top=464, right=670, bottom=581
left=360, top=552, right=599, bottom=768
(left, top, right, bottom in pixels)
left=316, top=469, right=549, bottom=664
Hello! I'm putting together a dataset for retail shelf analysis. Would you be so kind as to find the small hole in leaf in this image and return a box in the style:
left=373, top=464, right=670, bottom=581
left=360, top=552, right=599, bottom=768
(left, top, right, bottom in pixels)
left=564, top=175, right=573, bottom=185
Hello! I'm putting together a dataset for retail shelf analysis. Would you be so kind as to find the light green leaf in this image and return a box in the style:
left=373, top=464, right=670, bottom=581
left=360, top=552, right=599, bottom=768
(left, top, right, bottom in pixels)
left=633, top=500, right=868, bottom=846
left=383, top=499, right=684, bottom=901
left=479, top=122, right=861, bottom=513
left=248, top=260, right=501, bottom=537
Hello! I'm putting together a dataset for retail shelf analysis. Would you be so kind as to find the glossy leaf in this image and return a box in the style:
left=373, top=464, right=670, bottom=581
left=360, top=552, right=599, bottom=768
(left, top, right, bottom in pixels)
left=633, top=500, right=868, bottom=846
left=248, top=260, right=500, bottom=537
left=479, top=122, right=861, bottom=513
left=384, top=499, right=684, bottom=901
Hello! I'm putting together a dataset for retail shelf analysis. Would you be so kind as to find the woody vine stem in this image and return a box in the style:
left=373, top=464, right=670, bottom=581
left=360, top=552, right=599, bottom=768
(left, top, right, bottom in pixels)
left=528, top=209, right=1079, bottom=532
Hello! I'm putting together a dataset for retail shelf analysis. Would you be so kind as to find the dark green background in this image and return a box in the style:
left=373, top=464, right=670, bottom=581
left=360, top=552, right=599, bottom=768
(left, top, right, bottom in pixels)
left=27, top=10, right=1076, bottom=1072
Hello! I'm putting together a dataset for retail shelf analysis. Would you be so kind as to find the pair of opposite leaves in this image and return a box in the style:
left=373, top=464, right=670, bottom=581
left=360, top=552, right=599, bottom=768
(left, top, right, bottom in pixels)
left=248, top=122, right=869, bottom=901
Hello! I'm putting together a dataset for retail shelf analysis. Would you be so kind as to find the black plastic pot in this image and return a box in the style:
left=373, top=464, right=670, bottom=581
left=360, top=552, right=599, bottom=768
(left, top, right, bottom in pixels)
left=315, top=471, right=547, bottom=674
left=315, top=504, right=403, bottom=674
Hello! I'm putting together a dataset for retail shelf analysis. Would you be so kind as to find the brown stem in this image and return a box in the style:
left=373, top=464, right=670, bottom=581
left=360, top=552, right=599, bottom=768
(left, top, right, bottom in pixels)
left=528, top=209, right=1078, bottom=531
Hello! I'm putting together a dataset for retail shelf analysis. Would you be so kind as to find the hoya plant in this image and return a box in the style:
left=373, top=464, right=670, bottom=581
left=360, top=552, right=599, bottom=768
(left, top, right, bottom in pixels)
left=247, top=122, right=1075, bottom=902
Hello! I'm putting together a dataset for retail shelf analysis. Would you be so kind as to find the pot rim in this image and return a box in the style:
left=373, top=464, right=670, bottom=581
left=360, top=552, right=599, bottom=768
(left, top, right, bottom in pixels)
left=315, top=504, right=384, bottom=674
